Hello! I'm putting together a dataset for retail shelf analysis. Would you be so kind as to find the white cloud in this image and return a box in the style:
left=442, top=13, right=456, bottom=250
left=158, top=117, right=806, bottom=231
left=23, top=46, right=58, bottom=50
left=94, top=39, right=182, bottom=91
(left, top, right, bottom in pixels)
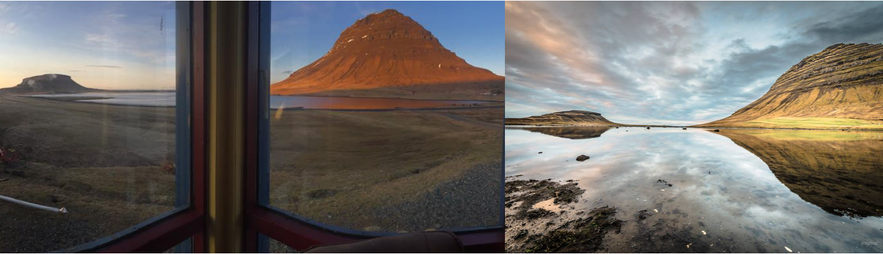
left=0, top=22, right=17, bottom=36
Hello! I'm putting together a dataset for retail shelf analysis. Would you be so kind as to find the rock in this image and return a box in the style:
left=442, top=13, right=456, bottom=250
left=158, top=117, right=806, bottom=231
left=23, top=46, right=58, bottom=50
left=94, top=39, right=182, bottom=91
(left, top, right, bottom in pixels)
left=576, top=155, right=590, bottom=162
left=713, top=129, right=720, bottom=132
left=538, top=152, right=543, bottom=154
left=646, top=127, right=651, bottom=129
left=682, top=127, right=687, bottom=130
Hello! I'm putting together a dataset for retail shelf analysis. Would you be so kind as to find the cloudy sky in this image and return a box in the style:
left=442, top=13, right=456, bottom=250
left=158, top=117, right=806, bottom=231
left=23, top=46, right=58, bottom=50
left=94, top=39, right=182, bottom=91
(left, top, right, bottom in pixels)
left=0, top=2, right=176, bottom=90
left=505, top=2, right=883, bottom=125
left=270, top=1, right=504, bottom=84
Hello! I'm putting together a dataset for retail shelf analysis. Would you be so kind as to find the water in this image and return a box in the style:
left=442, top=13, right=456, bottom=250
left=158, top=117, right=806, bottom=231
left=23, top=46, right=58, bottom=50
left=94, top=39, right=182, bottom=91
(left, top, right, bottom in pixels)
left=28, top=92, right=488, bottom=109
left=29, top=92, right=176, bottom=107
left=269, top=95, right=487, bottom=110
left=506, top=126, right=883, bottom=252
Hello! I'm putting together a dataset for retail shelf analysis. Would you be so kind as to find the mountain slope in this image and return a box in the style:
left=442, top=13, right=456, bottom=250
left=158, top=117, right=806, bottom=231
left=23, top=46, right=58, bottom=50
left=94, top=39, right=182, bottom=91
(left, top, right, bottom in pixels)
left=0, top=74, right=96, bottom=95
left=505, top=110, right=621, bottom=126
left=699, top=43, right=883, bottom=129
left=270, top=9, right=504, bottom=101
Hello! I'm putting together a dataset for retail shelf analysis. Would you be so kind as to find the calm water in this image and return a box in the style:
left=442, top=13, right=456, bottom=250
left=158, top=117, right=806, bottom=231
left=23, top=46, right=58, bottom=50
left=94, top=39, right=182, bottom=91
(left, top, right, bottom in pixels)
left=506, top=126, right=883, bottom=252
left=28, top=92, right=487, bottom=109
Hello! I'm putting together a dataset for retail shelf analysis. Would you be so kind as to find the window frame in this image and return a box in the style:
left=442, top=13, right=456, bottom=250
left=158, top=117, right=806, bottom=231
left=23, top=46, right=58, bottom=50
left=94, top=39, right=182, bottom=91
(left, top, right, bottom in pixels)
left=52, top=1, right=502, bottom=251
left=241, top=2, right=504, bottom=252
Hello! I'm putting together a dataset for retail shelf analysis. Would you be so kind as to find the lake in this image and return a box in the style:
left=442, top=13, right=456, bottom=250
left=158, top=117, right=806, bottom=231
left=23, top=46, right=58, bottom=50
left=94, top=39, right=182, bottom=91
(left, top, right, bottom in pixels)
left=506, top=126, right=883, bottom=252
left=28, top=92, right=490, bottom=109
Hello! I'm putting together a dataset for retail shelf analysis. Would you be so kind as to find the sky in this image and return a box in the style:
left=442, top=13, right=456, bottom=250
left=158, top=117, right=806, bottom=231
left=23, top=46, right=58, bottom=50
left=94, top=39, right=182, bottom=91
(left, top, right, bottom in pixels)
left=505, top=2, right=883, bottom=125
left=270, top=1, right=504, bottom=84
left=0, top=1, right=504, bottom=90
left=0, top=1, right=176, bottom=90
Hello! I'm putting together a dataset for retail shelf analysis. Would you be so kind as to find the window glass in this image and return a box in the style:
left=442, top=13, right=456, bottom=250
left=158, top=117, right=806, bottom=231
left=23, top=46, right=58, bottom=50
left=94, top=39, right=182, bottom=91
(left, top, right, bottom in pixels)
left=268, top=2, right=504, bottom=232
left=0, top=2, right=178, bottom=252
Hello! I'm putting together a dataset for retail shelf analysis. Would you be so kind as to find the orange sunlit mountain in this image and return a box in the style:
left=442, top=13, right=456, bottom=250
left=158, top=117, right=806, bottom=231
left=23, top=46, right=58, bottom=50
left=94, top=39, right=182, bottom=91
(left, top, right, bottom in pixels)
left=270, top=9, right=504, bottom=100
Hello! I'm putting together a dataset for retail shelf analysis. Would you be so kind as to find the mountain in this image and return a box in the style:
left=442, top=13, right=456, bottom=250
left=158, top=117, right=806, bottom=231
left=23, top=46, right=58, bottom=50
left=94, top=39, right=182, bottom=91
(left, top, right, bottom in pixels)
left=505, top=110, right=620, bottom=126
left=0, top=74, right=96, bottom=95
left=270, top=9, right=504, bottom=101
left=699, top=43, right=883, bottom=129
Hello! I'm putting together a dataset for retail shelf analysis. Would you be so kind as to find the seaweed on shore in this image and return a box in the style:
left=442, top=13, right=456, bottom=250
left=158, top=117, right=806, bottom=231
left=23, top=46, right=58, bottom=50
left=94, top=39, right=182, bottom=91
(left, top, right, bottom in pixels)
left=505, top=179, right=585, bottom=219
left=524, top=206, right=623, bottom=253
left=506, top=178, right=623, bottom=253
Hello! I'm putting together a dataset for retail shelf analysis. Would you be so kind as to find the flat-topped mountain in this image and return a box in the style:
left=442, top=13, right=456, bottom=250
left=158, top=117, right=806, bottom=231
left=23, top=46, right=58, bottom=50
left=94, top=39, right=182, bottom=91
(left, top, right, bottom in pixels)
left=699, top=43, right=883, bottom=129
left=0, top=74, right=96, bottom=95
left=270, top=9, right=504, bottom=101
left=505, top=110, right=620, bottom=126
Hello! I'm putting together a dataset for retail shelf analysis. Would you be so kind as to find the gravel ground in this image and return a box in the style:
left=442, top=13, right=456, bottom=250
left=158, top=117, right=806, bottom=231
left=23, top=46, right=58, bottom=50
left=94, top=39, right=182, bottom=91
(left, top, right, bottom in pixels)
left=372, top=161, right=502, bottom=232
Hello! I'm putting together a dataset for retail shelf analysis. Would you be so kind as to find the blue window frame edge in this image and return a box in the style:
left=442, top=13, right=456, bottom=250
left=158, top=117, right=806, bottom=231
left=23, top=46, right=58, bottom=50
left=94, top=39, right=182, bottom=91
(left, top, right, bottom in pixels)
left=257, top=1, right=272, bottom=252
left=173, top=1, right=194, bottom=251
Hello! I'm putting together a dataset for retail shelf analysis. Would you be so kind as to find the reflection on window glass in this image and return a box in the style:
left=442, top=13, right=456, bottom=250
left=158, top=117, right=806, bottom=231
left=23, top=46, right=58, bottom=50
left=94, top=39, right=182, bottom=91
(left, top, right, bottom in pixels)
left=0, top=2, right=177, bottom=252
left=269, top=2, right=504, bottom=232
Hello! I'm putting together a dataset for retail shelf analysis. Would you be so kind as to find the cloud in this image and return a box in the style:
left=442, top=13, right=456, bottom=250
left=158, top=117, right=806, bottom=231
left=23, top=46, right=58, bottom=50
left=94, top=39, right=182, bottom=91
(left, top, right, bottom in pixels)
left=86, top=65, right=122, bottom=69
left=80, top=9, right=173, bottom=65
left=505, top=2, right=883, bottom=125
left=0, top=22, right=16, bottom=36
left=282, top=70, right=293, bottom=75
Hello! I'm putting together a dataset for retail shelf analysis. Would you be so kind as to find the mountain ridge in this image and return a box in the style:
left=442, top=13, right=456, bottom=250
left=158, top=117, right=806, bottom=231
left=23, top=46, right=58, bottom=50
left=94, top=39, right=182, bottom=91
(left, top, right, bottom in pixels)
left=505, top=110, right=621, bottom=126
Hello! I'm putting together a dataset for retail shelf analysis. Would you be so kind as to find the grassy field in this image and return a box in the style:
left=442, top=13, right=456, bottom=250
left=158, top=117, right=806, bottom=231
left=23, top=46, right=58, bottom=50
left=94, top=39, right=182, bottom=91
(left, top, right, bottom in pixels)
left=269, top=108, right=502, bottom=232
left=717, top=128, right=883, bottom=141
left=0, top=95, right=176, bottom=252
left=738, top=117, right=883, bottom=130
left=0, top=95, right=501, bottom=251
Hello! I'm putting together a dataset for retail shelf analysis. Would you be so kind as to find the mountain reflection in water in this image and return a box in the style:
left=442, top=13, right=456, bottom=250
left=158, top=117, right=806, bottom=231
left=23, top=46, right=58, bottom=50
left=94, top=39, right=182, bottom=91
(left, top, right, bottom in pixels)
left=509, top=126, right=612, bottom=140
left=716, top=129, right=883, bottom=218
left=505, top=127, right=883, bottom=252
